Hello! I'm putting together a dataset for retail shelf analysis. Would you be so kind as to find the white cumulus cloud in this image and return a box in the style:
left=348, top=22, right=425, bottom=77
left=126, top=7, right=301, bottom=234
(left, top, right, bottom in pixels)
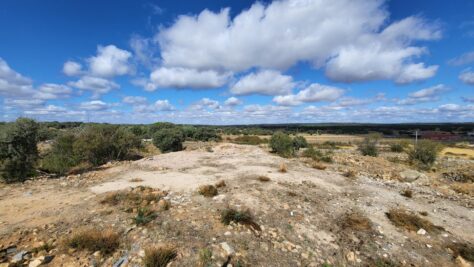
left=63, top=61, right=83, bottom=76
left=224, top=96, right=242, bottom=106
left=156, top=0, right=440, bottom=84
left=230, top=70, right=294, bottom=96
left=273, top=83, right=345, bottom=106
left=459, top=69, right=474, bottom=85
left=88, top=45, right=133, bottom=77
left=147, top=67, right=230, bottom=91
left=68, top=76, right=119, bottom=98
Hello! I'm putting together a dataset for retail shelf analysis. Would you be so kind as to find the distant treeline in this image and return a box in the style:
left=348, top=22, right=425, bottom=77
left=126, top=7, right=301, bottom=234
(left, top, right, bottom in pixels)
left=8, top=121, right=472, bottom=137
left=2, top=121, right=474, bottom=138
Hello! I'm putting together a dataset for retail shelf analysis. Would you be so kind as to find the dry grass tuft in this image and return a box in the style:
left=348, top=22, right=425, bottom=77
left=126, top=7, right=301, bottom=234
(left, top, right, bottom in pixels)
left=451, top=183, right=474, bottom=196
left=257, top=175, right=271, bottom=182
left=278, top=162, right=287, bottom=173
left=198, top=185, right=218, bottom=197
left=129, top=177, right=144, bottom=182
left=143, top=245, right=177, bottom=267
left=100, top=186, right=165, bottom=212
left=198, top=248, right=213, bottom=267
left=343, top=170, right=357, bottom=179
left=287, top=191, right=297, bottom=197
left=386, top=208, right=444, bottom=233
left=339, top=212, right=372, bottom=231
left=400, top=189, right=413, bottom=198
left=220, top=208, right=261, bottom=231
left=311, top=162, right=326, bottom=170
left=448, top=242, right=474, bottom=262
left=65, top=228, right=120, bottom=254
left=215, top=180, right=226, bottom=188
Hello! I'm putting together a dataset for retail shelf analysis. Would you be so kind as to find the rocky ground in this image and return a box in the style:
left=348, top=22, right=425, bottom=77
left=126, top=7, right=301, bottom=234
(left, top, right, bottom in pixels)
left=0, top=143, right=473, bottom=267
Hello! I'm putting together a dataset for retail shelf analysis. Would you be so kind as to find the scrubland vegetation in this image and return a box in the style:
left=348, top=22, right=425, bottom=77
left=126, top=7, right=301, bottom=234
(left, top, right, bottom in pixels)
left=0, top=119, right=473, bottom=266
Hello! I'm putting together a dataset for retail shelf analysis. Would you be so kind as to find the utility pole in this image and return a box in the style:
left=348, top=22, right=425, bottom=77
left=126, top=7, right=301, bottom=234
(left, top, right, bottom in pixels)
left=415, top=130, right=418, bottom=146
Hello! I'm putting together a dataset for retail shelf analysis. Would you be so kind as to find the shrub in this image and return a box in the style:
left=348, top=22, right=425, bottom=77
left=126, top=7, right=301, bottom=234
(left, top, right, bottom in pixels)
left=153, top=128, right=185, bottom=153
left=143, top=245, right=177, bottom=267
left=358, top=133, right=381, bottom=157
left=269, top=132, right=294, bottom=157
left=37, top=125, right=59, bottom=141
left=220, top=208, right=253, bottom=225
left=302, top=146, right=333, bottom=163
left=192, top=127, right=220, bottom=142
left=41, top=125, right=142, bottom=175
left=65, top=229, right=120, bottom=254
left=148, top=122, right=176, bottom=136
left=390, top=143, right=404, bottom=153
left=198, top=185, right=218, bottom=197
left=133, top=207, right=157, bottom=225
left=0, top=118, right=39, bottom=183
left=408, top=140, right=442, bottom=170
left=73, top=125, right=142, bottom=166
left=233, top=135, right=266, bottom=145
left=292, top=136, right=308, bottom=150
left=40, top=133, right=80, bottom=175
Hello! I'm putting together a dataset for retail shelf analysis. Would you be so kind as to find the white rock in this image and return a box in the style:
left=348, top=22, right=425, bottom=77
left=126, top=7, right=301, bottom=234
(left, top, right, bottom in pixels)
left=417, top=228, right=427, bottom=235
left=224, top=231, right=232, bottom=236
left=220, top=242, right=235, bottom=256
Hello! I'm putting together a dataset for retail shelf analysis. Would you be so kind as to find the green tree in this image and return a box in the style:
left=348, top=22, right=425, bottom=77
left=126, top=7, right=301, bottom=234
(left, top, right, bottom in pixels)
left=153, top=128, right=185, bottom=153
left=269, top=132, right=294, bottom=157
left=0, top=118, right=39, bottom=183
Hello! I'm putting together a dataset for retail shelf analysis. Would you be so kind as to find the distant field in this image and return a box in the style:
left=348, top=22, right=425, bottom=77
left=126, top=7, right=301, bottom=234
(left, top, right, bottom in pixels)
left=442, top=147, right=474, bottom=158
left=299, top=134, right=363, bottom=144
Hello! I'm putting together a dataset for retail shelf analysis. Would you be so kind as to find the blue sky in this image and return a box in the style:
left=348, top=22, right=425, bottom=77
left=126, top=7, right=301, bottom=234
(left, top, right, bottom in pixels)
left=1, top=0, right=474, bottom=124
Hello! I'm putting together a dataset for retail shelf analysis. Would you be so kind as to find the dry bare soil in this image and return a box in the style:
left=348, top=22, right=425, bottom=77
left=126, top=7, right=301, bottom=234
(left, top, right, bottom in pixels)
left=0, top=143, right=473, bottom=266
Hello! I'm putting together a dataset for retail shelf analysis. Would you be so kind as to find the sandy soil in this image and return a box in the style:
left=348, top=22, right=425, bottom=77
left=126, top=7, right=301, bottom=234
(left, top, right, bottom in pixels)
left=0, top=143, right=473, bottom=266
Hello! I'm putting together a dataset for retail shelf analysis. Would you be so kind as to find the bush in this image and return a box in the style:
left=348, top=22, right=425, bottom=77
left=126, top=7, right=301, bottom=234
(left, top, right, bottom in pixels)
left=358, top=133, right=381, bottom=157
left=153, top=128, right=185, bottom=153
left=390, top=140, right=409, bottom=153
left=0, top=118, right=39, bottom=183
left=233, top=135, right=266, bottom=145
left=390, top=143, right=404, bottom=153
left=73, top=125, right=142, bottom=166
left=40, top=133, right=80, bottom=175
left=302, top=146, right=333, bottom=163
left=41, top=125, right=142, bottom=175
left=220, top=208, right=253, bottom=225
left=408, top=140, right=442, bottom=170
left=292, top=136, right=308, bottom=150
left=192, top=127, right=220, bottom=142
left=148, top=122, right=176, bottom=136
left=269, top=132, right=294, bottom=157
